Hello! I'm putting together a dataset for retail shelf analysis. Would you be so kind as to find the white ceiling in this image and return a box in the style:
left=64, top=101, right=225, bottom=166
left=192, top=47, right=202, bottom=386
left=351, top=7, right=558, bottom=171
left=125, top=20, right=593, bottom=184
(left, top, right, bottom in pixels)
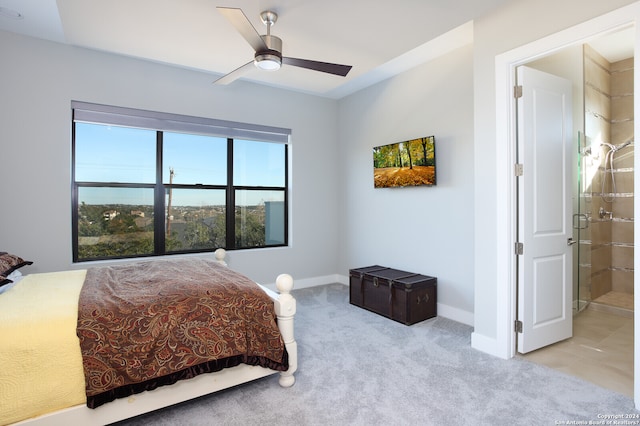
left=0, top=0, right=517, bottom=98
left=0, top=1, right=634, bottom=98
left=587, top=26, right=635, bottom=63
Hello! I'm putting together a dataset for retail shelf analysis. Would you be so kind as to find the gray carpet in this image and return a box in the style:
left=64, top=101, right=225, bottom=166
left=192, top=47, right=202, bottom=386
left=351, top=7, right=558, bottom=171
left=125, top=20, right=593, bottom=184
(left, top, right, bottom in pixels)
left=115, top=283, right=638, bottom=425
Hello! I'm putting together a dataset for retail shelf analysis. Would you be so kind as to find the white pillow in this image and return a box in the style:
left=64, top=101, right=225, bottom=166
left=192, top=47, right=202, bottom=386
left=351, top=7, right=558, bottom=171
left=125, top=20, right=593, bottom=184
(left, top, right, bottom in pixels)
left=7, top=269, right=22, bottom=282
left=0, top=270, right=23, bottom=294
left=0, top=281, right=16, bottom=294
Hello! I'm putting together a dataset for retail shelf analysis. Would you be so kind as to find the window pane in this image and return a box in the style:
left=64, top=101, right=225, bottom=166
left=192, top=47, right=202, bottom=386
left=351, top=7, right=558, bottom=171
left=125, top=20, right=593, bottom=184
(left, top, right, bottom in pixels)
left=235, top=190, right=285, bottom=248
left=163, top=133, right=227, bottom=185
left=233, top=139, right=285, bottom=187
left=75, top=123, right=156, bottom=183
left=77, top=187, right=154, bottom=259
left=165, top=188, right=226, bottom=252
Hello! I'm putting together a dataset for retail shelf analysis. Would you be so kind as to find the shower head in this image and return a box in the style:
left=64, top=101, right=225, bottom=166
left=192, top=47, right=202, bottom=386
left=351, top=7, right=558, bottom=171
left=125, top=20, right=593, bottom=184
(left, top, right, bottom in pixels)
left=615, top=140, right=632, bottom=151
left=600, top=141, right=631, bottom=152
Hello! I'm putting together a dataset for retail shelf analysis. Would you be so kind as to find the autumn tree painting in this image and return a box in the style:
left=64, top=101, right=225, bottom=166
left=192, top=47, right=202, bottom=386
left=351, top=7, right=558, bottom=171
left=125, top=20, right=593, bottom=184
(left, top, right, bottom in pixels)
left=373, top=136, right=436, bottom=188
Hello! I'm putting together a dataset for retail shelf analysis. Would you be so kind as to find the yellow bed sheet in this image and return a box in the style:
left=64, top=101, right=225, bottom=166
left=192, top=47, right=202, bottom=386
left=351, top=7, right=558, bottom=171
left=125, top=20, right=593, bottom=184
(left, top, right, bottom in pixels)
left=0, top=270, right=87, bottom=425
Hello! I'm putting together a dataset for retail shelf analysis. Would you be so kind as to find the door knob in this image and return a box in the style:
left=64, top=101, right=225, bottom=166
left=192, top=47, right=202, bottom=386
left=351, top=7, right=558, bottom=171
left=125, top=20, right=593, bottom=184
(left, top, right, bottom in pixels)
left=567, top=238, right=577, bottom=246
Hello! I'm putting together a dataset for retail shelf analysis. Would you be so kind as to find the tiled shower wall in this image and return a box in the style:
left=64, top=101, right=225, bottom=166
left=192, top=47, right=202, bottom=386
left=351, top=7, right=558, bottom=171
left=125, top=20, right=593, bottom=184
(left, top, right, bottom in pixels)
left=583, top=45, right=634, bottom=309
left=610, top=57, right=634, bottom=300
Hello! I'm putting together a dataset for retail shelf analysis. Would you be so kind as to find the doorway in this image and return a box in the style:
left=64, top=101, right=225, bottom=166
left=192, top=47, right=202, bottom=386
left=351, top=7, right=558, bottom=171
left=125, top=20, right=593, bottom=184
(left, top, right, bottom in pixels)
left=517, top=29, right=635, bottom=396
left=488, top=2, right=640, bottom=408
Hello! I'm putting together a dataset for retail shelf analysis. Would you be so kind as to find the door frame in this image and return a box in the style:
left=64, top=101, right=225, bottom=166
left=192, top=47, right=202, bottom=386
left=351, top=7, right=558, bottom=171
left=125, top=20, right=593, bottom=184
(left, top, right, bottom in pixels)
left=493, top=3, right=639, bottom=406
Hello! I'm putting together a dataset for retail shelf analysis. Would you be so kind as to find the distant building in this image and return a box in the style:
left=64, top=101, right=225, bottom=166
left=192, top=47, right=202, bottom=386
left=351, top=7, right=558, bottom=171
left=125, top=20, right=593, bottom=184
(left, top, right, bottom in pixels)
left=103, top=210, right=118, bottom=220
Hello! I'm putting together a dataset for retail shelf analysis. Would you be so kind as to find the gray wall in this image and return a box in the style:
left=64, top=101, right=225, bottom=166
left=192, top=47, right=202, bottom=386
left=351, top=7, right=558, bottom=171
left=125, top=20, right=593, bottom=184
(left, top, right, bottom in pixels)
left=337, top=44, right=475, bottom=324
left=0, top=30, right=340, bottom=287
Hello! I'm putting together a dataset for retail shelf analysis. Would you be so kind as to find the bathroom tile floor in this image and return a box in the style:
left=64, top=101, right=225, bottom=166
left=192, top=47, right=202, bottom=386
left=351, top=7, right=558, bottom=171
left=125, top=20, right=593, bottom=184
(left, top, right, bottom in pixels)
left=593, top=291, right=634, bottom=313
left=521, top=307, right=634, bottom=397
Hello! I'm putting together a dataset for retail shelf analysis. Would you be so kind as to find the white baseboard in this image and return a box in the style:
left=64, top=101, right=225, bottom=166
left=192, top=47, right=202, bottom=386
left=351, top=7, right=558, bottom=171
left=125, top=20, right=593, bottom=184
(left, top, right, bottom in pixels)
left=437, top=303, right=473, bottom=326
left=336, top=274, right=349, bottom=285
left=471, top=332, right=509, bottom=359
left=262, top=274, right=343, bottom=291
left=295, top=274, right=344, bottom=289
left=312, top=274, right=474, bottom=326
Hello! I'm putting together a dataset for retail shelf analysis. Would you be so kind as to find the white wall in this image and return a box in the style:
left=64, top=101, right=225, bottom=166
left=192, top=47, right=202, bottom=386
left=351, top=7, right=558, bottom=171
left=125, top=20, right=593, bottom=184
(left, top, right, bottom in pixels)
left=471, top=0, right=637, bottom=356
left=337, top=44, right=475, bottom=324
left=0, top=30, right=340, bottom=286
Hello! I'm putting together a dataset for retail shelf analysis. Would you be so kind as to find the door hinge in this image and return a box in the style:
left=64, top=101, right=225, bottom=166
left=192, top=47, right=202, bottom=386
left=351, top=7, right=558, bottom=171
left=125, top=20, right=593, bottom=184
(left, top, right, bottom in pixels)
left=515, top=320, right=523, bottom=333
left=514, top=163, right=523, bottom=176
left=514, top=85, right=523, bottom=98
left=515, top=242, right=524, bottom=255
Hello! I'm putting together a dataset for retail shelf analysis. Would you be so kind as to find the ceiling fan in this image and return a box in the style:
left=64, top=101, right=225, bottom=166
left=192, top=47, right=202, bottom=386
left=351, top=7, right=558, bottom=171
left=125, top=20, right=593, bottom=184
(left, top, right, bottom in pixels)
left=214, top=7, right=353, bottom=85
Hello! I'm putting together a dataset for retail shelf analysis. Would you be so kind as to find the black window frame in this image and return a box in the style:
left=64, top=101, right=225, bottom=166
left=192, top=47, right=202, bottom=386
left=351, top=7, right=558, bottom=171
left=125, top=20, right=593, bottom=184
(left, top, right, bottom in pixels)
left=71, top=101, right=290, bottom=263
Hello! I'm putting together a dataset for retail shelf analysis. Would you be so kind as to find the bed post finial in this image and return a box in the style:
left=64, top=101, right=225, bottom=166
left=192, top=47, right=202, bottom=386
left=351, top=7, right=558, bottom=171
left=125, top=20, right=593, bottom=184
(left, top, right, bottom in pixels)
left=274, top=273, right=296, bottom=388
left=214, top=248, right=227, bottom=266
left=275, top=273, right=293, bottom=295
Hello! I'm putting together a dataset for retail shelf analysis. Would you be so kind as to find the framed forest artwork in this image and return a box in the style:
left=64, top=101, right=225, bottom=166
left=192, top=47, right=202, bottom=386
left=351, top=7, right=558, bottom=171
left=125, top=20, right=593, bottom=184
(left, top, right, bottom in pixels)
left=373, top=136, right=436, bottom=188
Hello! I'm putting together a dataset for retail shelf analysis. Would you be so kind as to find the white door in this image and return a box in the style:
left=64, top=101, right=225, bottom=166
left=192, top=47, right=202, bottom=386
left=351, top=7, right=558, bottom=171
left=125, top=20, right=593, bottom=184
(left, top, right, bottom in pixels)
left=516, top=66, right=573, bottom=354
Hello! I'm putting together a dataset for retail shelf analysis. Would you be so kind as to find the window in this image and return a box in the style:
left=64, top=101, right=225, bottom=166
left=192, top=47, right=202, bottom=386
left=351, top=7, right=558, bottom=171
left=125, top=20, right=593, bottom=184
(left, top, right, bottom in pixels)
left=72, top=102, right=289, bottom=262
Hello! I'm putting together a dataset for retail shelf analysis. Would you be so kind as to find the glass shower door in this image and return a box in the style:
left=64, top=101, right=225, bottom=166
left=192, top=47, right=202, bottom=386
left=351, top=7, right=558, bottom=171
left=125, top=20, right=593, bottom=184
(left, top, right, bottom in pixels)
left=574, top=131, right=591, bottom=313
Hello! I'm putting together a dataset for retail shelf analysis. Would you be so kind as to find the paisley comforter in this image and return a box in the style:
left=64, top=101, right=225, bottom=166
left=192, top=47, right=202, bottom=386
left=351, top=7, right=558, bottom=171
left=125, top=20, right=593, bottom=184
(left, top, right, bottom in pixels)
left=76, top=257, right=288, bottom=408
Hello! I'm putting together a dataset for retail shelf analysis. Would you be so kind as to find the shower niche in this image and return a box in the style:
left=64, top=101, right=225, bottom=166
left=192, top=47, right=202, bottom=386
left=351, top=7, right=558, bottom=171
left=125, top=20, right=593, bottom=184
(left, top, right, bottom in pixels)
left=577, top=44, right=635, bottom=315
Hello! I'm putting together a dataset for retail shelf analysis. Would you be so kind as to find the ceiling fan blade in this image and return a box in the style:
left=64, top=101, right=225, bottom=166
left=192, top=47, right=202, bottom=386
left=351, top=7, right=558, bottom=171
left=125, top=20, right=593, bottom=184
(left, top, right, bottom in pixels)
left=282, top=57, right=352, bottom=77
left=213, top=61, right=255, bottom=85
left=217, top=7, right=268, bottom=53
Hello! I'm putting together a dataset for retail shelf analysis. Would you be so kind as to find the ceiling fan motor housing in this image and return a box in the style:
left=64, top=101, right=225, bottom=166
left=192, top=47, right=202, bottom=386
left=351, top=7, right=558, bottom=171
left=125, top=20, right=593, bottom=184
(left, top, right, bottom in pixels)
left=254, top=35, right=282, bottom=70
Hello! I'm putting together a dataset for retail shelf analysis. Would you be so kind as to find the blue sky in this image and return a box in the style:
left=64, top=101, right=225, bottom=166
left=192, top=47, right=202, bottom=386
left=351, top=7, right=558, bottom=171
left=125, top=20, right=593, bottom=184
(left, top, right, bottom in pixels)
left=75, top=122, right=285, bottom=206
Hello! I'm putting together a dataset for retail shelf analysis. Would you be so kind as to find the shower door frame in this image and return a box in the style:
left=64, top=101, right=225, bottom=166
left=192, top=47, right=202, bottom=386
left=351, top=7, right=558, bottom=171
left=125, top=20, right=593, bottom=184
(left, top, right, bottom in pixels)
left=575, top=131, right=590, bottom=313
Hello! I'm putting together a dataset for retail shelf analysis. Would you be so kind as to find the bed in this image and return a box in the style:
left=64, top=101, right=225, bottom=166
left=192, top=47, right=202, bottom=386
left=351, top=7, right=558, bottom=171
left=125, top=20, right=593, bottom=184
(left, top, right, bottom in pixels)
left=0, top=249, right=297, bottom=426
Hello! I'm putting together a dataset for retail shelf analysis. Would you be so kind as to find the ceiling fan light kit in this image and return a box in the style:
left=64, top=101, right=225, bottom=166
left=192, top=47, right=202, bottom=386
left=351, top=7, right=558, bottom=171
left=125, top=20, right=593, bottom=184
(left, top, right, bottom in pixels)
left=214, top=7, right=352, bottom=85
left=255, top=54, right=281, bottom=70
left=254, top=34, right=282, bottom=70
